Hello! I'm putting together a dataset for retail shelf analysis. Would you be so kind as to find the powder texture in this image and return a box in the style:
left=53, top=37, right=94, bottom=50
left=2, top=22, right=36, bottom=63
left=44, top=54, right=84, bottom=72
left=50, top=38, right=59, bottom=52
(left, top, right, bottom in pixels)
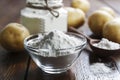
left=39, top=30, right=83, bottom=56
left=40, top=30, right=82, bottom=49
left=93, top=38, right=120, bottom=50
left=90, top=63, right=112, bottom=74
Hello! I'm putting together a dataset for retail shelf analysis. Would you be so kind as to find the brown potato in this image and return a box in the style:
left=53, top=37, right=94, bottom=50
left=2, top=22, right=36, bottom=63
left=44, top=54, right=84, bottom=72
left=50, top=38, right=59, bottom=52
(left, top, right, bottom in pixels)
left=88, top=10, right=114, bottom=36
left=71, top=0, right=90, bottom=13
left=65, top=7, right=85, bottom=28
left=0, top=23, right=30, bottom=52
left=103, top=18, right=120, bottom=43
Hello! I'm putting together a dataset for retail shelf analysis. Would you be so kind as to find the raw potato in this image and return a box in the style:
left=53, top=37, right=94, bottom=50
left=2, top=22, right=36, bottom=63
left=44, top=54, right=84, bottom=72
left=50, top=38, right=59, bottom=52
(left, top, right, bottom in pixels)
left=66, top=7, right=85, bottom=28
left=99, top=7, right=116, bottom=17
left=0, top=23, right=30, bottom=52
left=103, top=18, right=120, bottom=43
left=71, top=0, right=90, bottom=13
left=88, top=10, right=114, bottom=36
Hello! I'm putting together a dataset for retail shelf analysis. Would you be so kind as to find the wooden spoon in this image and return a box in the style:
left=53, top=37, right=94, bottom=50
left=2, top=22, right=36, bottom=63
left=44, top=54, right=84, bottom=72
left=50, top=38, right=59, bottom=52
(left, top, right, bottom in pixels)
left=68, top=27, right=120, bottom=57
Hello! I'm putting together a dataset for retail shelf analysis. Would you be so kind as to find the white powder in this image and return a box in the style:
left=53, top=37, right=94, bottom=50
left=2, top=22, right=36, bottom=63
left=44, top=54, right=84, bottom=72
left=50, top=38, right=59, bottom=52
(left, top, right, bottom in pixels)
left=39, top=30, right=83, bottom=56
left=90, top=63, right=112, bottom=74
left=93, top=38, right=120, bottom=50
left=21, top=7, right=67, bottom=34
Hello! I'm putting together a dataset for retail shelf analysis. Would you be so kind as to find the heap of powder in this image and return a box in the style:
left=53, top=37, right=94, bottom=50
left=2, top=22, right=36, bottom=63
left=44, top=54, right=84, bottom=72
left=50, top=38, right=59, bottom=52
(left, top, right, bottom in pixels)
left=90, top=63, right=112, bottom=74
left=40, top=30, right=82, bottom=49
left=93, top=38, right=120, bottom=50
left=39, top=30, right=83, bottom=56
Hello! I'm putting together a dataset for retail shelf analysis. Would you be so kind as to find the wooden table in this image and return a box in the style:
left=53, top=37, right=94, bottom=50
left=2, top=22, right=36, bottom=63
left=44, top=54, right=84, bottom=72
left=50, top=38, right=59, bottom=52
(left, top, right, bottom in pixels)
left=1, top=0, right=120, bottom=80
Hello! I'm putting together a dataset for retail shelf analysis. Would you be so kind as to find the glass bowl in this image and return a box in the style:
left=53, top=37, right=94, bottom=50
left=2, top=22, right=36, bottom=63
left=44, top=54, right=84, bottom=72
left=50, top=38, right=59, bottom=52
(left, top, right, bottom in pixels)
left=24, top=32, right=87, bottom=74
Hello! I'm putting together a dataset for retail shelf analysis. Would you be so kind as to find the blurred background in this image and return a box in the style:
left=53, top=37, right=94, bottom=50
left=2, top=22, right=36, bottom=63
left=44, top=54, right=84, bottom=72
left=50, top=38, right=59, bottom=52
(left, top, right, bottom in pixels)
left=0, top=0, right=71, bottom=27
left=0, top=0, right=120, bottom=29
left=0, top=0, right=26, bottom=26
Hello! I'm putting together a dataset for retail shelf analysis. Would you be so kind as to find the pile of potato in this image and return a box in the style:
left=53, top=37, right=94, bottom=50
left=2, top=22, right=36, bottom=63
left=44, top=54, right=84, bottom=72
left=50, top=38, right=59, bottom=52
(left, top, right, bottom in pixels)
left=66, top=0, right=90, bottom=28
left=68, top=0, right=120, bottom=43
left=88, top=7, right=114, bottom=37
left=88, top=7, right=120, bottom=43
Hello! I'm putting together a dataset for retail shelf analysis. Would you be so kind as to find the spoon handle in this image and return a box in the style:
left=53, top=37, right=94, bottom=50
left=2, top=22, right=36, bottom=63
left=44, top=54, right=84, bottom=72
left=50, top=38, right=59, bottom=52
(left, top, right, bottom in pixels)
left=68, top=27, right=91, bottom=42
left=0, top=25, right=3, bottom=32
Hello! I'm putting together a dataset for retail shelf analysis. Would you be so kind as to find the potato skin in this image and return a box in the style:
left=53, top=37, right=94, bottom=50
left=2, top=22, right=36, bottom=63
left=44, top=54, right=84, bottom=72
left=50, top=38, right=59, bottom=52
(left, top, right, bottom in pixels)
left=103, top=18, right=120, bottom=43
left=0, top=23, right=30, bottom=52
left=66, top=7, right=85, bottom=28
left=88, top=10, right=114, bottom=36
left=71, top=0, right=90, bottom=13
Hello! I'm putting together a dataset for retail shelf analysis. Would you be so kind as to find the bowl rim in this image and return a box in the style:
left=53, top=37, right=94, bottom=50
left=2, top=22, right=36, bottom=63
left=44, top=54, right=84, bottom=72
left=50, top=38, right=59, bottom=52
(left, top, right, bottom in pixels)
left=24, top=32, right=87, bottom=53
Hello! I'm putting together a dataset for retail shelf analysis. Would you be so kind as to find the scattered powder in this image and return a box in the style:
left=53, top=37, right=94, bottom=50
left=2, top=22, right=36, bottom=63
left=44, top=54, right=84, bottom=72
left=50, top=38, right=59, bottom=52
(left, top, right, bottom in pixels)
left=38, top=30, right=83, bottom=56
left=93, top=38, right=120, bottom=50
left=90, top=63, right=112, bottom=74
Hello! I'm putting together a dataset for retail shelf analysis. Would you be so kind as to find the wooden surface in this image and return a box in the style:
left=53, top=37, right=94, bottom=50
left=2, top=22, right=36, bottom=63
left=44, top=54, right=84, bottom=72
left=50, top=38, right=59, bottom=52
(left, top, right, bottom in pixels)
left=0, top=0, right=120, bottom=80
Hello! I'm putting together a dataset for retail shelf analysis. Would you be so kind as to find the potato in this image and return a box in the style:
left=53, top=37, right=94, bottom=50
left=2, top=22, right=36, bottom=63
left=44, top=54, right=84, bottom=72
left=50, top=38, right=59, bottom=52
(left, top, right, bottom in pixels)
left=99, top=7, right=116, bottom=17
left=103, top=18, right=120, bottom=43
left=71, top=0, right=90, bottom=13
left=65, top=7, right=85, bottom=28
left=0, top=23, right=30, bottom=52
left=88, top=10, right=114, bottom=36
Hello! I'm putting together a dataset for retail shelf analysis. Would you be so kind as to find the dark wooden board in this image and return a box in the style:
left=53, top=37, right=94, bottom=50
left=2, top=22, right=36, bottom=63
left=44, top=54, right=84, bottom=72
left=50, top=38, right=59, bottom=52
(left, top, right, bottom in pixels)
left=0, top=0, right=28, bottom=80
left=0, top=0, right=26, bottom=27
left=0, top=46, right=29, bottom=80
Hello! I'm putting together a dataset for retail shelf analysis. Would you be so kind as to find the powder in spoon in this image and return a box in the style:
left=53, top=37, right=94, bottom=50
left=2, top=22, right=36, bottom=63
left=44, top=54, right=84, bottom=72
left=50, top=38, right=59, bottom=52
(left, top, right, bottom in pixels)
left=93, top=38, right=120, bottom=50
